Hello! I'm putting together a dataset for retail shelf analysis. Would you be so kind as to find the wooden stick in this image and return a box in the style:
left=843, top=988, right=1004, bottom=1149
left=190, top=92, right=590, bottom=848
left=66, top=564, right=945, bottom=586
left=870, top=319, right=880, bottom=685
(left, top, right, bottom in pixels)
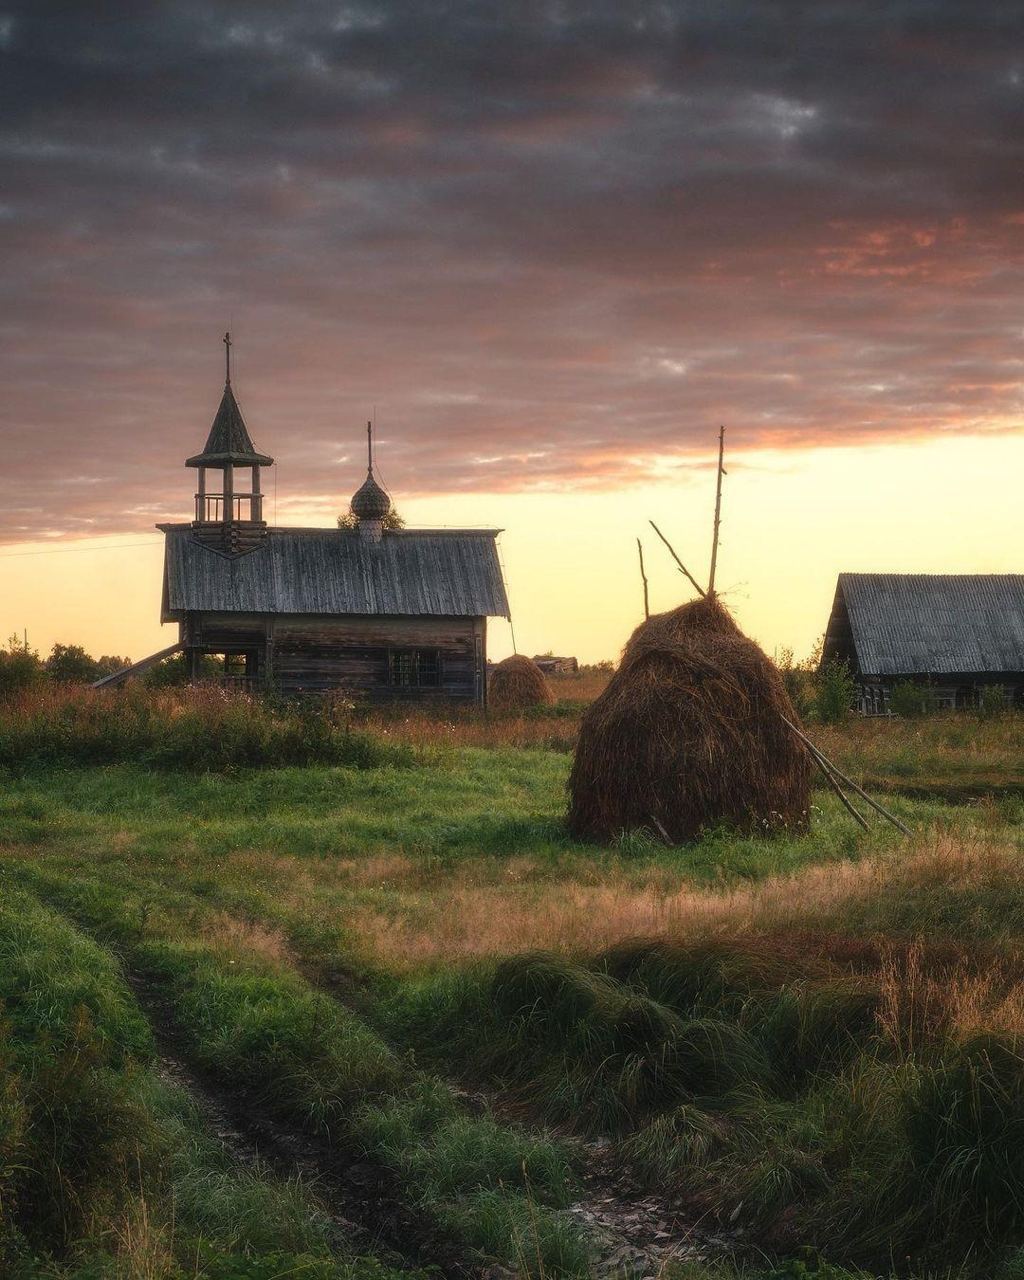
left=708, top=424, right=725, bottom=594
left=648, top=521, right=707, bottom=598
left=804, top=744, right=870, bottom=831
left=781, top=716, right=912, bottom=836
left=637, top=538, right=650, bottom=620
left=650, top=814, right=672, bottom=844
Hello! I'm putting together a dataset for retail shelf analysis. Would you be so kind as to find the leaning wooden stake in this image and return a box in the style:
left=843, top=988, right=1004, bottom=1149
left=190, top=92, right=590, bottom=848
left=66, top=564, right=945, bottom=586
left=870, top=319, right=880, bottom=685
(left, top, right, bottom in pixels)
left=781, top=716, right=912, bottom=836
left=708, top=425, right=726, bottom=594
left=649, top=521, right=707, bottom=598
left=801, top=738, right=870, bottom=832
left=637, top=538, right=650, bottom=620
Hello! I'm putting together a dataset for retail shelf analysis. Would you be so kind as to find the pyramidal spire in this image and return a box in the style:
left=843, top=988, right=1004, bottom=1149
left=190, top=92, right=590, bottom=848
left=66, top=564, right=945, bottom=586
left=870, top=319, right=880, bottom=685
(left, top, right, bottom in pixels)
left=185, top=333, right=273, bottom=468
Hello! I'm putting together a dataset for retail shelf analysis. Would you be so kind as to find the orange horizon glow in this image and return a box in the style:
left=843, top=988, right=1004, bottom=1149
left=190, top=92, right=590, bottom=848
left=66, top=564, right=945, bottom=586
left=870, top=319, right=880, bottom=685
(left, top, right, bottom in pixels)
left=3, top=434, right=1021, bottom=669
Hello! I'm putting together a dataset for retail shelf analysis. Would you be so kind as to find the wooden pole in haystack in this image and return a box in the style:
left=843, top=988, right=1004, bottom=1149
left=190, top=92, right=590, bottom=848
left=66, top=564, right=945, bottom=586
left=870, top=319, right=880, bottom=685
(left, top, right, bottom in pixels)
left=649, top=521, right=707, bottom=597
left=637, top=538, right=650, bottom=620
left=708, top=424, right=726, bottom=594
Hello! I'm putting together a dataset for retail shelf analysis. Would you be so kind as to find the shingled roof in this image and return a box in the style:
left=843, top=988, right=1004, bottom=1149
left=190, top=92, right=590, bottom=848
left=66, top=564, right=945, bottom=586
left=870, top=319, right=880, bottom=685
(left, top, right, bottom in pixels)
left=823, top=574, right=1024, bottom=676
left=162, top=528, right=510, bottom=620
left=186, top=384, right=274, bottom=468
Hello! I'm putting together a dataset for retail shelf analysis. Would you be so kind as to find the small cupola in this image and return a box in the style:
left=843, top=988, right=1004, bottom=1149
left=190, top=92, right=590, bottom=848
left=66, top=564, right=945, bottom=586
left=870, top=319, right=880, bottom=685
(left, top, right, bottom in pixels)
left=187, top=333, right=273, bottom=554
left=350, top=421, right=391, bottom=542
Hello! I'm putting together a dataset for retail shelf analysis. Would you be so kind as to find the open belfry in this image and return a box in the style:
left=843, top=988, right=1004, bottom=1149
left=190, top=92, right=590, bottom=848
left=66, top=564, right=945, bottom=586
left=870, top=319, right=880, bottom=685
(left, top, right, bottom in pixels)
left=155, top=336, right=510, bottom=699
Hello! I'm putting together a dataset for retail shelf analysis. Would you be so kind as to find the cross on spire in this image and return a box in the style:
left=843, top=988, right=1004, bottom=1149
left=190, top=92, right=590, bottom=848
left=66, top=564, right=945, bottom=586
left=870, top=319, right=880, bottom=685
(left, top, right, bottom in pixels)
left=223, top=331, right=232, bottom=385
left=367, top=419, right=373, bottom=472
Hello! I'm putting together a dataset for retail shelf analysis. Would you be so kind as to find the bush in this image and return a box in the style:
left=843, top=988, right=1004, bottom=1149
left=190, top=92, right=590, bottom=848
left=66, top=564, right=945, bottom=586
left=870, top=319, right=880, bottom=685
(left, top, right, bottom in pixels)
left=0, top=684, right=415, bottom=771
left=814, top=661, right=856, bottom=725
left=890, top=681, right=930, bottom=718
left=0, top=637, right=43, bottom=698
left=44, top=642, right=104, bottom=684
left=979, top=684, right=1008, bottom=718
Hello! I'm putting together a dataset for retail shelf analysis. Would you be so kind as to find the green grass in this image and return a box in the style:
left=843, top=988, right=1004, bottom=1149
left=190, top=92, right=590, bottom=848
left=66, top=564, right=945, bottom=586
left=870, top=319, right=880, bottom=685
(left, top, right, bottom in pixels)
left=2, top=711, right=1024, bottom=1279
left=0, top=885, right=411, bottom=1280
left=10, top=860, right=589, bottom=1278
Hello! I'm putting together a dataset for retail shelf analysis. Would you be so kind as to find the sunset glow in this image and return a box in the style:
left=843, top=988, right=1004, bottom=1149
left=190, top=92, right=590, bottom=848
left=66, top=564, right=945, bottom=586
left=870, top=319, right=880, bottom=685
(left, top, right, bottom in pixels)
left=3, top=3, right=1022, bottom=664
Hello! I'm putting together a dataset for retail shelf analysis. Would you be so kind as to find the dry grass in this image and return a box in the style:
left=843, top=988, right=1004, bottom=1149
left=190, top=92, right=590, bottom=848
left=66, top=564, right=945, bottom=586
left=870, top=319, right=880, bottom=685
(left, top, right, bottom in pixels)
left=488, top=655, right=555, bottom=712
left=200, top=911, right=293, bottom=964
left=569, top=596, right=811, bottom=841
left=339, top=829, right=1024, bottom=974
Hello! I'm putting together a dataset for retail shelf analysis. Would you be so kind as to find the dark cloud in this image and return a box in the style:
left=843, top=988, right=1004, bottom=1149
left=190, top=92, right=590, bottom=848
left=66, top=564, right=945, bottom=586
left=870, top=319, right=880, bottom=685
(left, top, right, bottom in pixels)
left=1, top=1, right=1023, bottom=538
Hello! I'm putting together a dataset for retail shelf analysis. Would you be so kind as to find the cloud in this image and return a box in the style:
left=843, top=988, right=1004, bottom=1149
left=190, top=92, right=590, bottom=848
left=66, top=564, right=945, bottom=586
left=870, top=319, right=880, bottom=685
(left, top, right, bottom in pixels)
left=1, top=0, right=1023, bottom=538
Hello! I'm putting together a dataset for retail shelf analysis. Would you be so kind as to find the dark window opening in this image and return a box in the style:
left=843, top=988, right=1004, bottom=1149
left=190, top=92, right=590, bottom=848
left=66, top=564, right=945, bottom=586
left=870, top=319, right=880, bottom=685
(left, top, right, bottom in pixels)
left=388, top=648, right=441, bottom=688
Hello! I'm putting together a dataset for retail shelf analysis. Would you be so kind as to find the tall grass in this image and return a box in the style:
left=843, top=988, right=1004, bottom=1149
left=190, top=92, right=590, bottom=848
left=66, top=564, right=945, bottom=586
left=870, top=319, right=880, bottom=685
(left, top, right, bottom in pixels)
left=0, top=685, right=412, bottom=771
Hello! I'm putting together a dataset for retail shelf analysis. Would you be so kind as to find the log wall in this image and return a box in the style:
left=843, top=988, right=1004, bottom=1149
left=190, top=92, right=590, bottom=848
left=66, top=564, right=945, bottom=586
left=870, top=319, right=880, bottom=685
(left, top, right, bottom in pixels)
left=180, top=612, right=486, bottom=703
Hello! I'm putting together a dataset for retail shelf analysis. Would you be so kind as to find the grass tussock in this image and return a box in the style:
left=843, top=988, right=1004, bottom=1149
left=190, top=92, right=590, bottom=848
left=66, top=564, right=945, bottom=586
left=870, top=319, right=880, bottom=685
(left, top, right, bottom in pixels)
left=378, top=835, right=1024, bottom=1274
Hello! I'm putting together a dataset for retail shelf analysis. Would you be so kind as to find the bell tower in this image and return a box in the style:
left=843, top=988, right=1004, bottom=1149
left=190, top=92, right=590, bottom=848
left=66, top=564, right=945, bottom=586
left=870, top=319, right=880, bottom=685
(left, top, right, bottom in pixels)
left=186, top=333, right=274, bottom=554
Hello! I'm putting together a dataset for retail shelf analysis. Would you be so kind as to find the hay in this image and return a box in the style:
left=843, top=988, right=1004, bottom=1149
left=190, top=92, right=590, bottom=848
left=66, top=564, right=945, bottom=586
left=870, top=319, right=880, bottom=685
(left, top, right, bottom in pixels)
left=568, top=594, right=811, bottom=843
left=488, top=654, right=555, bottom=712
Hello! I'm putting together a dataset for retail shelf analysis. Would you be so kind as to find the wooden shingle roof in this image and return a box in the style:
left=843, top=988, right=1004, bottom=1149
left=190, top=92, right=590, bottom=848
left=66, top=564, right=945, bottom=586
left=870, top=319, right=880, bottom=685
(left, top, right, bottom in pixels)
left=825, top=573, right=1024, bottom=676
left=186, top=384, right=273, bottom=468
left=162, top=528, right=510, bottom=620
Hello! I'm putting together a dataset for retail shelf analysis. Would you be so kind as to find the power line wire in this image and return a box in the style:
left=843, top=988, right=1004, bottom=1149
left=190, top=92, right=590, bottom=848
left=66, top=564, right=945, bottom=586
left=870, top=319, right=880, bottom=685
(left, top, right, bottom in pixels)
left=0, top=540, right=162, bottom=559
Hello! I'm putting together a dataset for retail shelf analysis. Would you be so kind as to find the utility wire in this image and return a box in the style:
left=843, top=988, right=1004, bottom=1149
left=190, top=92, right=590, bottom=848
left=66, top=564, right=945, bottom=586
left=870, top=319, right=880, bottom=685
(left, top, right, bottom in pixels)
left=0, top=540, right=162, bottom=559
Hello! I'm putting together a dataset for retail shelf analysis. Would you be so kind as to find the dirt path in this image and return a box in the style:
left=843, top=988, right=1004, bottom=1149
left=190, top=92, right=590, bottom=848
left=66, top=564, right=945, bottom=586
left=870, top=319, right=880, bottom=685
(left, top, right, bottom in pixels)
left=314, top=979, right=739, bottom=1280
left=567, top=1137, right=737, bottom=1280
left=126, top=972, right=476, bottom=1279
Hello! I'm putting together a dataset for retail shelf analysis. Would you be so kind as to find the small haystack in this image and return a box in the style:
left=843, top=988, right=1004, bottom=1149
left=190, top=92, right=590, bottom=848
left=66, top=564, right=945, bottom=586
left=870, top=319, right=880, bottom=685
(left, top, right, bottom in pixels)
left=568, top=594, right=811, bottom=843
left=488, top=654, right=555, bottom=712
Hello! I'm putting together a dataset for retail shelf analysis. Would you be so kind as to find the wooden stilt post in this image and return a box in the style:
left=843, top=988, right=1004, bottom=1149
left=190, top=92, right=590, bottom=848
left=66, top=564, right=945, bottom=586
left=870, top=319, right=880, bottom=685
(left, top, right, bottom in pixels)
left=637, top=538, right=650, bottom=620
left=649, top=521, right=707, bottom=598
left=781, top=716, right=912, bottom=836
left=708, top=425, right=725, bottom=594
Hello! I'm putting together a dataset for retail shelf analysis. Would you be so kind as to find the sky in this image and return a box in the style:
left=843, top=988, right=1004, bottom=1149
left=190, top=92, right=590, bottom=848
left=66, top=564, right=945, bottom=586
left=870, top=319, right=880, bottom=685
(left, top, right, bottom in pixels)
left=2, top=1, right=1023, bottom=664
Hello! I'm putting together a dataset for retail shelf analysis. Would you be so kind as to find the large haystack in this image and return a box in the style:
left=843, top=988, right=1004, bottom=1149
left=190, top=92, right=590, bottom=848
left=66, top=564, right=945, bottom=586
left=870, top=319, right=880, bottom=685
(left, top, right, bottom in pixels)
left=568, top=595, right=811, bottom=843
left=488, top=654, right=555, bottom=712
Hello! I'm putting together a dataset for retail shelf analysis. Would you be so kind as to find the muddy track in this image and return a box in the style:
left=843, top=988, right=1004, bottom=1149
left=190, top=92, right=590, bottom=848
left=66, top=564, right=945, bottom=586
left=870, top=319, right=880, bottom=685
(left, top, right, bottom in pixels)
left=123, top=970, right=479, bottom=1279
left=312, top=969, right=738, bottom=1280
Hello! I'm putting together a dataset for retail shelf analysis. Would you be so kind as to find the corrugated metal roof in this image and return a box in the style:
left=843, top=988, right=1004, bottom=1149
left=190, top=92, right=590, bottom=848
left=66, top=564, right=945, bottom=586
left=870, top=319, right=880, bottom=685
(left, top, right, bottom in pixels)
left=839, top=574, right=1024, bottom=675
left=163, top=528, right=510, bottom=619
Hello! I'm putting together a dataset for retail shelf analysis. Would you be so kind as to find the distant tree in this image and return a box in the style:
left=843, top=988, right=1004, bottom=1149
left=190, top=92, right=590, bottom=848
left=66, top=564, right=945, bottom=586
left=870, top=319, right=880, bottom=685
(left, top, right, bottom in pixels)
left=95, top=655, right=132, bottom=679
left=776, top=643, right=819, bottom=721
left=45, top=643, right=102, bottom=684
left=0, top=634, right=44, bottom=696
left=143, top=652, right=222, bottom=687
left=337, top=507, right=406, bottom=530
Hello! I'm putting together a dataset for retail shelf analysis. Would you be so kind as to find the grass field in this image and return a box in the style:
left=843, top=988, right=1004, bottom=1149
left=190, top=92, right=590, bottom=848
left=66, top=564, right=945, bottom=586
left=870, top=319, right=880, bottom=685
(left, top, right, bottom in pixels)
left=1, top=686, right=1023, bottom=1279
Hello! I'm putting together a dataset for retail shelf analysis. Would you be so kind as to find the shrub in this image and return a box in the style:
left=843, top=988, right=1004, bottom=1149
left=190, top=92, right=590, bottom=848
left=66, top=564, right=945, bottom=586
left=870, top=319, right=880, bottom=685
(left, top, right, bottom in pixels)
left=0, top=684, right=414, bottom=771
left=890, top=681, right=930, bottom=718
left=44, top=643, right=104, bottom=684
left=979, top=684, right=1008, bottom=718
left=0, top=637, right=43, bottom=698
left=814, top=661, right=856, bottom=725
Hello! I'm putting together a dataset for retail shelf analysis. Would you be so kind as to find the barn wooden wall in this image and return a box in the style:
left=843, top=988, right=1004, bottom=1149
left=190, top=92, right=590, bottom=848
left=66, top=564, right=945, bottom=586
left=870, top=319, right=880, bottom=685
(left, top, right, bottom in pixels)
left=180, top=612, right=486, bottom=702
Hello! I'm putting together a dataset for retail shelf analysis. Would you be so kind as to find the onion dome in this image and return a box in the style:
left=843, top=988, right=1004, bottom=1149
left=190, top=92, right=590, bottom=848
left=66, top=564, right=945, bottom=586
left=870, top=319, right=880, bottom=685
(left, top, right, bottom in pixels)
left=350, top=421, right=392, bottom=521
left=351, top=469, right=392, bottom=520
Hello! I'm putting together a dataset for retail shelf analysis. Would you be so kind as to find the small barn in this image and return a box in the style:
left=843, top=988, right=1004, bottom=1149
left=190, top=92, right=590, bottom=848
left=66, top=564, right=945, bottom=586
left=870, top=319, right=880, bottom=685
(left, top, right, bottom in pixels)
left=821, top=573, right=1024, bottom=713
left=154, top=337, right=510, bottom=702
